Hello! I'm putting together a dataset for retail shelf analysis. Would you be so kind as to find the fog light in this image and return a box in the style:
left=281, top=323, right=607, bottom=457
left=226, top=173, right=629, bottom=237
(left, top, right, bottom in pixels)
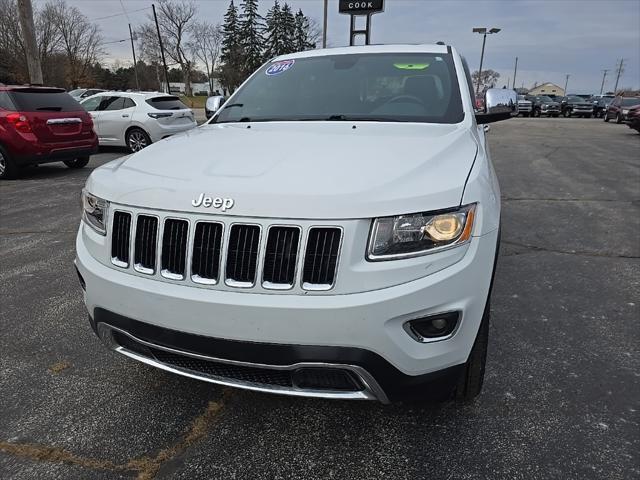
left=405, top=311, right=460, bottom=342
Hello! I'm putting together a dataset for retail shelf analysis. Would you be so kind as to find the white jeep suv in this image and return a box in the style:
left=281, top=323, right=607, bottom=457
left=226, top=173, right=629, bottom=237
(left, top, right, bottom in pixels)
left=75, top=44, right=516, bottom=403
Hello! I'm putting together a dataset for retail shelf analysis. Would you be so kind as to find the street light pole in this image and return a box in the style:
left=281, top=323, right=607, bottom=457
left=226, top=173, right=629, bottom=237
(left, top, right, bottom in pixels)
left=564, top=74, right=570, bottom=95
left=472, top=27, right=501, bottom=95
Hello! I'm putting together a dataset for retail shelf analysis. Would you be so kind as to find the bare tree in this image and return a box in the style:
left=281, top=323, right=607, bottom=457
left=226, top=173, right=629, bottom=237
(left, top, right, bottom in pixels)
left=189, top=22, right=222, bottom=95
left=137, top=22, right=167, bottom=90
left=49, top=0, right=102, bottom=88
left=151, top=0, right=197, bottom=96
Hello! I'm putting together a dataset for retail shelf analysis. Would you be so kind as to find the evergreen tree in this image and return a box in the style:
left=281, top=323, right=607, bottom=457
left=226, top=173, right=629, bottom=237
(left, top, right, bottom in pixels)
left=294, top=9, right=315, bottom=52
left=263, top=0, right=284, bottom=59
left=239, top=0, right=265, bottom=77
left=220, top=0, right=243, bottom=92
left=280, top=3, right=296, bottom=54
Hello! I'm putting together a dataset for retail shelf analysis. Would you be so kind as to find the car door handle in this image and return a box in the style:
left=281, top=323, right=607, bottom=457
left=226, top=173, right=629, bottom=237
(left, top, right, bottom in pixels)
left=122, top=114, right=130, bottom=118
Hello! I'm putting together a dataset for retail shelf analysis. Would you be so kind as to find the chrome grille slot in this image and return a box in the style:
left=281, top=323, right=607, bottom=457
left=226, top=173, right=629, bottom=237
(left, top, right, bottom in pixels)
left=262, top=226, right=300, bottom=289
left=191, top=222, right=223, bottom=285
left=111, top=211, right=131, bottom=268
left=161, top=219, right=189, bottom=280
left=134, top=215, right=158, bottom=274
left=302, top=227, right=341, bottom=290
left=225, top=224, right=260, bottom=287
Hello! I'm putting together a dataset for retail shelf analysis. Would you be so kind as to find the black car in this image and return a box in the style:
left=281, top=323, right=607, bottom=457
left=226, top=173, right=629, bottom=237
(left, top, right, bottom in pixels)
left=590, top=96, right=614, bottom=118
left=560, top=95, right=594, bottom=118
left=528, top=95, right=561, bottom=117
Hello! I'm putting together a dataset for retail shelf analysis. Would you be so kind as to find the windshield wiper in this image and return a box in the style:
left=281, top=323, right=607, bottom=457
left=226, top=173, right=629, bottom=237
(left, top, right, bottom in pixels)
left=324, top=114, right=388, bottom=122
left=220, top=103, right=243, bottom=111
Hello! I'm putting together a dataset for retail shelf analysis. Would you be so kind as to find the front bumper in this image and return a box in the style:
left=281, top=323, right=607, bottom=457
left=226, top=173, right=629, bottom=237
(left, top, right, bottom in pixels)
left=76, top=226, right=499, bottom=401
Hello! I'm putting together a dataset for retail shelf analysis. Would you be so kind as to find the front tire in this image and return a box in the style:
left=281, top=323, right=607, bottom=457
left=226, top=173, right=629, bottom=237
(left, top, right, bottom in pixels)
left=454, top=302, right=490, bottom=402
left=0, top=145, right=19, bottom=180
left=616, top=113, right=623, bottom=124
left=63, top=156, right=90, bottom=169
left=126, top=128, right=151, bottom=152
left=604, top=112, right=610, bottom=122
left=563, top=109, right=571, bottom=118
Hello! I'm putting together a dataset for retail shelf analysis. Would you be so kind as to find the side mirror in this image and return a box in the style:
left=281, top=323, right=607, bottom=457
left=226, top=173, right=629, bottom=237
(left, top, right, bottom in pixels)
left=205, top=95, right=225, bottom=119
left=475, top=88, right=518, bottom=124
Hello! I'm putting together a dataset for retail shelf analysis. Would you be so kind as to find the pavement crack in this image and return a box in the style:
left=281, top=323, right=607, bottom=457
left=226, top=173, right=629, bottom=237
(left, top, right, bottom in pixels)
left=0, top=441, right=133, bottom=474
left=502, top=240, right=640, bottom=259
left=125, top=389, right=232, bottom=480
left=0, top=389, right=232, bottom=479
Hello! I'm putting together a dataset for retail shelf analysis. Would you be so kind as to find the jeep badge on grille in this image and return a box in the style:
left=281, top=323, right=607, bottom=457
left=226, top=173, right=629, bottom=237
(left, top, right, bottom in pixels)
left=191, top=193, right=235, bottom=211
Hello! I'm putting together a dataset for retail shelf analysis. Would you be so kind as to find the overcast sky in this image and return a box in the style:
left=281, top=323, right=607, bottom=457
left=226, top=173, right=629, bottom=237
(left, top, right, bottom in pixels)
left=42, top=0, right=640, bottom=93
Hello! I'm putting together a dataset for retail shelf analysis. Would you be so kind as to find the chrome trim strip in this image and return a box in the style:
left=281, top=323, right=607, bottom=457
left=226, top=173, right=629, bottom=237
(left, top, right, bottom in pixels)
left=110, top=210, right=133, bottom=269
left=132, top=213, right=160, bottom=275
left=46, top=117, right=82, bottom=125
left=97, top=323, right=389, bottom=404
left=159, top=216, right=190, bottom=281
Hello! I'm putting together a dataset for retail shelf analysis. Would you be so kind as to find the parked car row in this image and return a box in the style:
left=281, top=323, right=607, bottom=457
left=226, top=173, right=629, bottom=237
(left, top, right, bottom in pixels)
left=514, top=92, right=640, bottom=128
left=0, top=86, right=198, bottom=179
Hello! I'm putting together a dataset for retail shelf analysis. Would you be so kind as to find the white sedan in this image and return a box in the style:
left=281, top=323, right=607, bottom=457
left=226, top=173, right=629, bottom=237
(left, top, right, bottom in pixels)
left=80, top=92, right=197, bottom=152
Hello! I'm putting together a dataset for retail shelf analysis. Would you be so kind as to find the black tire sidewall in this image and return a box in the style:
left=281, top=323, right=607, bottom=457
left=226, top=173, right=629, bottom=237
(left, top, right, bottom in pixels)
left=126, top=128, right=151, bottom=152
left=63, top=156, right=90, bottom=169
left=0, top=144, right=18, bottom=179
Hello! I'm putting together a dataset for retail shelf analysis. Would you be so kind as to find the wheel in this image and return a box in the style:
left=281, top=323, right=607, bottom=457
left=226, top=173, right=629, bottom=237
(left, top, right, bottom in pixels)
left=563, top=109, right=571, bottom=118
left=454, top=301, right=490, bottom=402
left=63, top=156, right=90, bottom=169
left=552, top=114, right=559, bottom=117
left=126, top=128, right=151, bottom=152
left=533, top=109, right=541, bottom=117
left=0, top=144, right=19, bottom=180
left=604, top=112, right=610, bottom=122
left=616, top=113, right=623, bottom=124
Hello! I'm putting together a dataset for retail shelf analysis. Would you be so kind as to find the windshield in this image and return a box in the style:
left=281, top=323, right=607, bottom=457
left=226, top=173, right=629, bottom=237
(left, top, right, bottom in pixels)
left=214, top=53, right=464, bottom=124
left=537, top=96, right=554, bottom=102
left=621, top=98, right=640, bottom=107
left=567, top=96, right=585, bottom=103
left=68, top=89, right=85, bottom=96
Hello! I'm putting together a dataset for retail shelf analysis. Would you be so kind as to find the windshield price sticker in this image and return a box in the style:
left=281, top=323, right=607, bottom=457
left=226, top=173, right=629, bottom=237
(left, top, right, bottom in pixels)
left=266, top=60, right=295, bottom=76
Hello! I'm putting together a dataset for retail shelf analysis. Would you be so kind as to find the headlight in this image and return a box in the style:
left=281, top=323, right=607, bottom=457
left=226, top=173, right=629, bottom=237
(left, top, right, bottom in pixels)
left=367, top=204, right=476, bottom=261
left=81, top=189, right=109, bottom=235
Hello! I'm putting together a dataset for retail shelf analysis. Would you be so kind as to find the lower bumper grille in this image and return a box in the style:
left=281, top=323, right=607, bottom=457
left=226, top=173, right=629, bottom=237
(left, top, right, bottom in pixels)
left=106, top=326, right=370, bottom=398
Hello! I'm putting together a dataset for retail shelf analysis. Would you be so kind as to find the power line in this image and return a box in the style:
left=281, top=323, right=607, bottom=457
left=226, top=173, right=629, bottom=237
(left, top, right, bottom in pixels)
left=119, top=0, right=132, bottom=23
left=103, top=38, right=128, bottom=45
left=89, top=7, right=149, bottom=22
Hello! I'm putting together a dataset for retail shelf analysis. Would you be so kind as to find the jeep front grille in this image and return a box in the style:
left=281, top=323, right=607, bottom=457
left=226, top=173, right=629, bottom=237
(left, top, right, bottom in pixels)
left=191, top=222, right=223, bottom=284
left=262, top=226, right=300, bottom=289
left=302, top=227, right=342, bottom=290
left=111, top=211, right=131, bottom=268
left=134, top=215, right=158, bottom=274
left=225, top=224, right=260, bottom=287
left=109, top=213, right=342, bottom=292
left=161, top=219, right=189, bottom=280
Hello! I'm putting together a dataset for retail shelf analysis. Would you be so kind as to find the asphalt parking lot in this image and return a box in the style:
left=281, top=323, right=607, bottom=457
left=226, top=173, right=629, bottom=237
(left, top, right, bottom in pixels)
left=1, top=118, right=638, bottom=480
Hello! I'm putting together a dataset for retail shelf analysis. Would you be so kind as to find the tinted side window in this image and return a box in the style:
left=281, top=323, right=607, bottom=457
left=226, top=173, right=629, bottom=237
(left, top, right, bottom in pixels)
left=102, top=97, right=125, bottom=111
left=123, top=98, right=136, bottom=109
left=7, top=90, right=81, bottom=112
left=146, top=96, right=189, bottom=110
left=81, top=96, right=102, bottom=111
left=0, top=92, right=15, bottom=111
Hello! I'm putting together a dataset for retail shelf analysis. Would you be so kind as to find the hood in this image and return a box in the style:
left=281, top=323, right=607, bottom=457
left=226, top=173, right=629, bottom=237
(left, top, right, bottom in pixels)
left=87, top=122, right=478, bottom=219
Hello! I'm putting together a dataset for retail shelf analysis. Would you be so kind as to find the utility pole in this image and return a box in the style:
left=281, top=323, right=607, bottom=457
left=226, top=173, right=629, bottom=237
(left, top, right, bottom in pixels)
left=322, top=0, right=328, bottom=48
left=564, top=74, right=570, bottom=95
left=613, top=59, right=625, bottom=94
left=128, top=24, right=140, bottom=91
left=599, top=69, right=609, bottom=95
left=16, top=0, right=43, bottom=85
left=152, top=3, right=171, bottom=94
left=512, top=57, right=518, bottom=89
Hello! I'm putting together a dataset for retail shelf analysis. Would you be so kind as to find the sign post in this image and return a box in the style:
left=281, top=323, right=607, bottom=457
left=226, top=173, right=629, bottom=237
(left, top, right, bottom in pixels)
left=338, top=0, right=385, bottom=46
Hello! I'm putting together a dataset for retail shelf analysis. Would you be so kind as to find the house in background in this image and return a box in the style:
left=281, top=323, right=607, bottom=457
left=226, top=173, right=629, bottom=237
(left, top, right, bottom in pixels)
left=528, top=82, right=565, bottom=97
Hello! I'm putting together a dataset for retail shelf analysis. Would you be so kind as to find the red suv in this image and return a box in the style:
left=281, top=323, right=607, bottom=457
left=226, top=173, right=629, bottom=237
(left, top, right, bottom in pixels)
left=0, top=86, right=98, bottom=179
left=603, top=96, right=640, bottom=124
